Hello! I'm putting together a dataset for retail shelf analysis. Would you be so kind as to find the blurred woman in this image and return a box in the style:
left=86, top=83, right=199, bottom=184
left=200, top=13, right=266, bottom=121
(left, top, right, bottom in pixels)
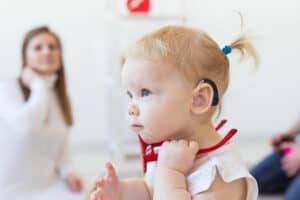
left=0, top=26, right=84, bottom=199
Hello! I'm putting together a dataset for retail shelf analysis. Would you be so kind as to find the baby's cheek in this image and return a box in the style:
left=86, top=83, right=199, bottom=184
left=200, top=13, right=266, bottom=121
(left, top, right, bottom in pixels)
left=144, top=110, right=164, bottom=128
left=143, top=107, right=166, bottom=129
left=142, top=101, right=181, bottom=135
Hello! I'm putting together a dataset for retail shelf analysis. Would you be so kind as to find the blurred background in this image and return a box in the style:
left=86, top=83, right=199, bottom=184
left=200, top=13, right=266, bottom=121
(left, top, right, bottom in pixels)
left=0, top=0, right=300, bottom=198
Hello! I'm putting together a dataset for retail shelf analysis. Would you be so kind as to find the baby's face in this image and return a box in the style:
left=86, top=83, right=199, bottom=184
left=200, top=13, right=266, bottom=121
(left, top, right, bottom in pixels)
left=122, top=57, right=194, bottom=144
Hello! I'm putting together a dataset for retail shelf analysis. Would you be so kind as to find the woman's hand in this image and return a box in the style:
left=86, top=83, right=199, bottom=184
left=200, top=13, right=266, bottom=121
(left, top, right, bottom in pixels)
left=271, top=131, right=295, bottom=152
left=280, top=142, right=300, bottom=177
left=21, top=67, right=40, bottom=87
left=21, top=67, right=58, bottom=88
left=65, top=173, right=84, bottom=193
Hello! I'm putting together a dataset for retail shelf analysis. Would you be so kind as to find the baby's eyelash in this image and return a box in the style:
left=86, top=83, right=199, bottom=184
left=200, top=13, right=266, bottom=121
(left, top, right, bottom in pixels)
left=141, top=88, right=152, bottom=97
left=126, top=89, right=152, bottom=98
left=127, top=91, right=133, bottom=98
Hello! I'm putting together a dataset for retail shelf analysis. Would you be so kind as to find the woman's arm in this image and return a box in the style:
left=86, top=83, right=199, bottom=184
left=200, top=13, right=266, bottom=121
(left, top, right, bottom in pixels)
left=0, top=77, right=53, bottom=133
left=56, top=138, right=74, bottom=178
left=57, top=138, right=84, bottom=192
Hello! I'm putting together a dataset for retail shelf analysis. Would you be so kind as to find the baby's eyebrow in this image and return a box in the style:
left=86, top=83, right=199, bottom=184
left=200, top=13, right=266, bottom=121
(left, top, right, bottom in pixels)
left=126, top=79, right=144, bottom=89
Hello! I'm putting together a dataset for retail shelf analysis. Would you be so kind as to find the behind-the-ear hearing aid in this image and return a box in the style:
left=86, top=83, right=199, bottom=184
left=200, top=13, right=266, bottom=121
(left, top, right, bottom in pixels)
left=201, top=79, right=219, bottom=106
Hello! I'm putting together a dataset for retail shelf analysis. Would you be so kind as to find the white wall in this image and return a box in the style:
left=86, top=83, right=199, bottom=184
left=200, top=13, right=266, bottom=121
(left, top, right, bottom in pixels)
left=186, top=0, right=300, bottom=135
left=0, top=0, right=300, bottom=149
left=0, top=0, right=111, bottom=146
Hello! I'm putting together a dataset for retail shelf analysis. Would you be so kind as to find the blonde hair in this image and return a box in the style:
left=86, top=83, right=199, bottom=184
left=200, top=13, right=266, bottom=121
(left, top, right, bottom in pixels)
left=125, top=25, right=259, bottom=114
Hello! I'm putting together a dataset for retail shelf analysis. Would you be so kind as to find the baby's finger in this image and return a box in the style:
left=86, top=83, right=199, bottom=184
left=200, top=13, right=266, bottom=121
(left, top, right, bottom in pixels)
left=95, top=177, right=105, bottom=187
left=106, top=162, right=117, bottom=180
left=189, top=141, right=199, bottom=153
left=90, top=188, right=102, bottom=200
left=178, top=140, right=188, bottom=146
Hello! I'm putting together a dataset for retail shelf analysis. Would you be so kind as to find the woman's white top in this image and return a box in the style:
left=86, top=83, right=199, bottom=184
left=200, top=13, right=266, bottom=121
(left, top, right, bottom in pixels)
left=0, top=76, right=83, bottom=199
left=145, top=143, right=258, bottom=200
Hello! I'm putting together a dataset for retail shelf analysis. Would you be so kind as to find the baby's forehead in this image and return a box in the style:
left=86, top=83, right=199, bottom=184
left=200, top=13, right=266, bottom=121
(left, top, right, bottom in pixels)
left=122, top=58, right=175, bottom=82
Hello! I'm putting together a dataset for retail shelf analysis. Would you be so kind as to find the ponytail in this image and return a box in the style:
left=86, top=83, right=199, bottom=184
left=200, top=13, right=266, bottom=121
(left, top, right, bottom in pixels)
left=229, top=33, right=259, bottom=66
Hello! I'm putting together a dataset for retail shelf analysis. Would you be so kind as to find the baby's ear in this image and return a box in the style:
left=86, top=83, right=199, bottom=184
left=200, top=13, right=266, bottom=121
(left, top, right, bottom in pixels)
left=190, top=82, right=214, bottom=115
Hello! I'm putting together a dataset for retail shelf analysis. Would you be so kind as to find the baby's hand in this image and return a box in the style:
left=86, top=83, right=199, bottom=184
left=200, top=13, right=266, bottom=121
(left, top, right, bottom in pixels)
left=157, top=140, right=199, bottom=174
left=64, top=173, right=83, bottom=193
left=90, top=162, right=121, bottom=200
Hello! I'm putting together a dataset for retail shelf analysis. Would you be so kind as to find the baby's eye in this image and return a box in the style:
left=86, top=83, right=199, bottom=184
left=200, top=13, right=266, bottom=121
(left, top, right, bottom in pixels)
left=141, top=88, right=152, bottom=97
left=127, top=91, right=133, bottom=99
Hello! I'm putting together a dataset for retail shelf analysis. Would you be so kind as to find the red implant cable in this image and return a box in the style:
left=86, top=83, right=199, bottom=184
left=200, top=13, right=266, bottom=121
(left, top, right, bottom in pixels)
left=138, top=119, right=236, bottom=173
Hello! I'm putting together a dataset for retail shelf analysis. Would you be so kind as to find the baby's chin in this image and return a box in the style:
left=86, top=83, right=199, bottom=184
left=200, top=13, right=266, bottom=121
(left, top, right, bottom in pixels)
left=138, top=131, right=170, bottom=144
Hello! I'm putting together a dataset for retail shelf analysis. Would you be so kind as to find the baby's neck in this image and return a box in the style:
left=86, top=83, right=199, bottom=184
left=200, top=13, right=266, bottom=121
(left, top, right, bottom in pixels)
left=172, top=121, right=222, bottom=150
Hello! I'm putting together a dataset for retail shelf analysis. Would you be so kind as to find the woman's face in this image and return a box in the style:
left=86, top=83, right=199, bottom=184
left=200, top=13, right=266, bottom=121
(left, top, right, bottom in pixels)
left=25, top=33, right=61, bottom=75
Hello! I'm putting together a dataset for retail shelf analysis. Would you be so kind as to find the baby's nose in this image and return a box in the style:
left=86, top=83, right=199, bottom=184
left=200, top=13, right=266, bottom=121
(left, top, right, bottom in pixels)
left=128, top=104, right=140, bottom=116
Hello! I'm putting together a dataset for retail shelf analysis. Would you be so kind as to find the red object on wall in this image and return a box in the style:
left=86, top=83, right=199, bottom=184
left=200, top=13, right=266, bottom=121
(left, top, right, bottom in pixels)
left=126, top=0, right=150, bottom=13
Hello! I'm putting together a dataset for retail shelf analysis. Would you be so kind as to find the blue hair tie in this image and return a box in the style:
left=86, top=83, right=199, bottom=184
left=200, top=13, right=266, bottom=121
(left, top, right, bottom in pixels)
left=222, top=45, right=232, bottom=55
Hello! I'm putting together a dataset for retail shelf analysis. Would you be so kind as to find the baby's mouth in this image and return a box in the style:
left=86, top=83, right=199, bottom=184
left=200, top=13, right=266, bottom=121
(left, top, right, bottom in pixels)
left=131, top=124, right=144, bottom=132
